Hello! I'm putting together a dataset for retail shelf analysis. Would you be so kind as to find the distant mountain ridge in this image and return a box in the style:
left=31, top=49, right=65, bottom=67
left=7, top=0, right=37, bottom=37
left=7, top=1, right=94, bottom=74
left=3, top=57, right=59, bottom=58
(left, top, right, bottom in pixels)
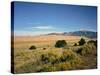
left=47, top=30, right=97, bottom=39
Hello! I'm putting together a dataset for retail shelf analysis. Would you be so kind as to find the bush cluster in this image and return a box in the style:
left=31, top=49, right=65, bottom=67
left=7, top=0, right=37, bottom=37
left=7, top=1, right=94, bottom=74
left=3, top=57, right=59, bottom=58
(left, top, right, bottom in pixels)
left=40, top=50, right=82, bottom=71
left=78, top=38, right=86, bottom=46
left=74, top=43, right=77, bottom=46
left=87, top=40, right=97, bottom=47
left=76, top=43, right=96, bottom=56
left=29, top=45, right=36, bottom=50
left=55, top=40, right=67, bottom=48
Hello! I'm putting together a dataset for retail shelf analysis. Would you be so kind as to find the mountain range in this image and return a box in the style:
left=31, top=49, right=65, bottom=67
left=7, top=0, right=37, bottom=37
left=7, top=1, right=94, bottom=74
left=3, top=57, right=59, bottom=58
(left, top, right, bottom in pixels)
left=47, top=30, right=97, bottom=39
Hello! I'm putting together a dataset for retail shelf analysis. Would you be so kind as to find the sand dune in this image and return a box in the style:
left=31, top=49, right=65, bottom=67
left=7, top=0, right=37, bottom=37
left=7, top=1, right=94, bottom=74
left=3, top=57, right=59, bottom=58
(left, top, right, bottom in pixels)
left=14, top=35, right=81, bottom=42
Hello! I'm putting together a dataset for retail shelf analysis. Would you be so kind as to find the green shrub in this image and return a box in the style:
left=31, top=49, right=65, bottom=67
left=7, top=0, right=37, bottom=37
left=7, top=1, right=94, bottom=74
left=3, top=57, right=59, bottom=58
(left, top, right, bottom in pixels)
left=16, top=49, right=82, bottom=72
left=41, top=52, right=59, bottom=64
left=76, top=43, right=96, bottom=56
left=55, top=40, right=67, bottom=48
left=78, top=38, right=86, bottom=46
left=40, top=50, right=82, bottom=71
left=61, top=50, right=82, bottom=63
left=29, top=45, right=36, bottom=50
left=54, top=50, right=82, bottom=71
left=94, top=40, right=97, bottom=47
left=15, top=62, right=36, bottom=73
left=60, top=50, right=74, bottom=62
left=76, top=48, right=83, bottom=54
left=88, top=40, right=97, bottom=47
left=41, top=49, right=82, bottom=65
left=38, top=65, right=56, bottom=72
left=74, top=43, right=77, bottom=46
left=54, top=62, right=72, bottom=71
left=41, top=54, right=50, bottom=63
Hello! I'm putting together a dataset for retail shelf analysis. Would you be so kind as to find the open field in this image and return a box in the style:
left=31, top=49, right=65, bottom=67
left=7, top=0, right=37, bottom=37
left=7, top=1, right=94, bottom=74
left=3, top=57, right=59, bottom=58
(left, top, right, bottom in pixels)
left=13, top=35, right=97, bottom=73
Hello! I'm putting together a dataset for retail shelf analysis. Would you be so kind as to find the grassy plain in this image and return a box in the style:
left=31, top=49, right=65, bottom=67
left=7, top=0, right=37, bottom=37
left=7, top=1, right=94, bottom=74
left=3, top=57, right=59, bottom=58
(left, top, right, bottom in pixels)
left=13, top=35, right=97, bottom=73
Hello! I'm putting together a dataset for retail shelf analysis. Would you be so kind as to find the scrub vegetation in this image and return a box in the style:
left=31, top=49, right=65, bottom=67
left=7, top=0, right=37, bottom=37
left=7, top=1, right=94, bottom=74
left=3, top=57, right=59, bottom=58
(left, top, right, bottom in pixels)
left=13, top=36, right=97, bottom=73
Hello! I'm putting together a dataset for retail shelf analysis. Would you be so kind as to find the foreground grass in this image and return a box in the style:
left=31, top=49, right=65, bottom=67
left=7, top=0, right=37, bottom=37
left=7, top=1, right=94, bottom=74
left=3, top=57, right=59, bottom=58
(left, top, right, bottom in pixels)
left=13, top=40, right=97, bottom=73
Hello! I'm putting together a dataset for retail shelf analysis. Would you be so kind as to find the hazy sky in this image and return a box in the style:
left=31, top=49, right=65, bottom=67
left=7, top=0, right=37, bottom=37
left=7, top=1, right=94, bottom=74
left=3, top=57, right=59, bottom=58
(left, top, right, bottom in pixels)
left=13, top=2, right=97, bottom=36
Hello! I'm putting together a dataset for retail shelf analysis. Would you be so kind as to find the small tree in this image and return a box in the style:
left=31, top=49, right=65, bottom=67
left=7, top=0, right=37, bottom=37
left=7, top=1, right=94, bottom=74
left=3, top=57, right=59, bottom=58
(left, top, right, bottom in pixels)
left=55, top=40, right=67, bottom=48
left=29, top=45, right=36, bottom=50
left=78, top=38, right=86, bottom=46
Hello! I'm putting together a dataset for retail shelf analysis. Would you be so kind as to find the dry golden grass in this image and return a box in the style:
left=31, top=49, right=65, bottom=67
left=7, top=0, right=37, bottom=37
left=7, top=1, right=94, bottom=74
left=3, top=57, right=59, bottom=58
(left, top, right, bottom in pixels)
left=13, top=35, right=97, bottom=73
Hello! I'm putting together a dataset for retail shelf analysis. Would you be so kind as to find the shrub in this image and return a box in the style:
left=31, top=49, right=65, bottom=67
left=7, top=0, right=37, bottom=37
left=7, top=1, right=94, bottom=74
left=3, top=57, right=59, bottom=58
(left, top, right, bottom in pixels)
left=60, top=50, right=74, bottom=62
left=41, top=54, right=50, bottom=63
left=29, top=45, right=36, bottom=50
left=43, top=48, right=46, bottom=50
left=41, top=52, right=59, bottom=64
left=55, top=40, right=67, bottom=48
left=76, top=43, right=96, bottom=56
left=88, top=40, right=97, bottom=47
left=76, top=48, right=83, bottom=54
left=40, top=50, right=82, bottom=71
left=61, top=50, right=82, bottom=63
left=94, top=40, right=97, bottom=47
left=38, top=65, right=56, bottom=72
left=15, top=61, right=36, bottom=73
left=54, top=50, right=82, bottom=71
left=54, top=62, right=72, bottom=71
left=74, top=43, right=77, bottom=46
left=78, top=38, right=86, bottom=46
left=41, top=49, right=82, bottom=65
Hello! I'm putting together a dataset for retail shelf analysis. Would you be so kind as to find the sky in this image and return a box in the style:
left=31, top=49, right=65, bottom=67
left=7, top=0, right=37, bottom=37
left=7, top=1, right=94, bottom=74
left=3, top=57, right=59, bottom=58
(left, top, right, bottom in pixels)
left=13, top=1, right=97, bottom=36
